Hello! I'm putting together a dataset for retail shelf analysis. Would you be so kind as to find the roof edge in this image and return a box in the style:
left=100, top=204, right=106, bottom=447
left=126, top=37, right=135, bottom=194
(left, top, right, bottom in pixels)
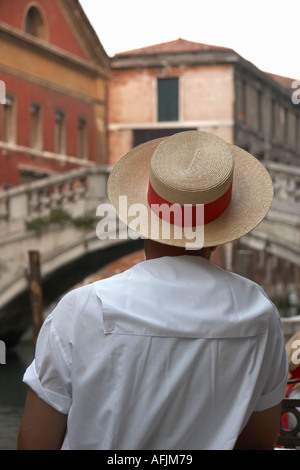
left=64, top=0, right=111, bottom=71
left=112, top=49, right=239, bottom=69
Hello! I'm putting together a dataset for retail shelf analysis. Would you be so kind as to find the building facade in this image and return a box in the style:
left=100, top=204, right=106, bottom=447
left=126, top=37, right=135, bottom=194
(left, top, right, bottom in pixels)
left=0, top=0, right=110, bottom=188
left=108, top=38, right=300, bottom=166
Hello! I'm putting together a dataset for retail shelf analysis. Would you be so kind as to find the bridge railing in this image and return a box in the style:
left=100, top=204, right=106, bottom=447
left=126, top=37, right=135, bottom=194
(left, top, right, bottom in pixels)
left=265, top=161, right=300, bottom=213
left=0, top=160, right=298, bottom=229
left=0, top=166, right=111, bottom=235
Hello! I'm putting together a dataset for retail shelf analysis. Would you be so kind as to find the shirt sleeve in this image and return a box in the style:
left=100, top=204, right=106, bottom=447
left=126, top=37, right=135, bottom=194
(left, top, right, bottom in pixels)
left=23, top=292, right=74, bottom=414
left=254, top=308, right=289, bottom=412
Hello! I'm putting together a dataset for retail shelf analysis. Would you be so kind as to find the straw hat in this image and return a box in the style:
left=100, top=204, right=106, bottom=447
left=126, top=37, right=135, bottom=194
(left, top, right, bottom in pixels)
left=108, top=131, right=273, bottom=248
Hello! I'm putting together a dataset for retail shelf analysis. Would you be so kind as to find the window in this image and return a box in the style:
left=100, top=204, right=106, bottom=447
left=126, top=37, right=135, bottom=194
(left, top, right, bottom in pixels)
left=296, top=116, right=300, bottom=152
left=77, top=117, right=87, bottom=159
left=25, top=6, right=46, bottom=40
left=280, top=107, right=287, bottom=144
left=133, top=128, right=195, bottom=148
left=271, top=99, right=276, bottom=140
left=2, top=95, right=16, bottom=143
left=257, top=89, right=263, bottom=134
left=157, top=78, right=179, bottom=122
left=238, top=79, right=246, bottom=122
left=19, top=168, right=50, bottom=184
left=54, top=110, right=66, bottom=155
left=30, top=103, right=42, bottom=150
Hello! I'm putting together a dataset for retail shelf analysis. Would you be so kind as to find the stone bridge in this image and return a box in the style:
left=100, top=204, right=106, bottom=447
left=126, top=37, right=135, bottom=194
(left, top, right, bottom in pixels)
left=243, top=161, right=300, bottom=267
left=0, top=161, right=300, bottom=344
left=0, top=166, right=144, bottom=345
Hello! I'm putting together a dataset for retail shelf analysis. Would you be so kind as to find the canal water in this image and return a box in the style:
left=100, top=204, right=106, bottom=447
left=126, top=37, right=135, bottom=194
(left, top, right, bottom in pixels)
left=0, top=340, right=34, bottom=450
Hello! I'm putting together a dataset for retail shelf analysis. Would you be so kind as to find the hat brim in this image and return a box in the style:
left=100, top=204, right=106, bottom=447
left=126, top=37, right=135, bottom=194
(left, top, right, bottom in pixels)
left=108, top=137, right=273, bottom=248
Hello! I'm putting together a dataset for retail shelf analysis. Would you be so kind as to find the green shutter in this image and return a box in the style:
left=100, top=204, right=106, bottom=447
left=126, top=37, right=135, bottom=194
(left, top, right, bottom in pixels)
left=158, top=78, right=179, bottom=122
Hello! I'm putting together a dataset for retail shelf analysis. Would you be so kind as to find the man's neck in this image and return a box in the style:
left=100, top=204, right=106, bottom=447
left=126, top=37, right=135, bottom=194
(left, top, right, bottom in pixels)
left=144, top=240, right=216, bottom=261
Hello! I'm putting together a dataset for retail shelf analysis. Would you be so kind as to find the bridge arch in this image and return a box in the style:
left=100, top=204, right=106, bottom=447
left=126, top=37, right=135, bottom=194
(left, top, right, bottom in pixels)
left=1, top=239, right=144, bottom=348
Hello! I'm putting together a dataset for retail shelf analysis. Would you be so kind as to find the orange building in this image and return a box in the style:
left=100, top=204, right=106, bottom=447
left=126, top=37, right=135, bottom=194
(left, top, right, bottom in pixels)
left=0, top=0, right=110, bottom=187
left=108, top=38, right=300, bottom=166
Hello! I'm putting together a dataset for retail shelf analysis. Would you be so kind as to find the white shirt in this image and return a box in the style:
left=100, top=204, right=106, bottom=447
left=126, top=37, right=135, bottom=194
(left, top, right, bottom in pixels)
left=23, top=255, right=288, bottom=450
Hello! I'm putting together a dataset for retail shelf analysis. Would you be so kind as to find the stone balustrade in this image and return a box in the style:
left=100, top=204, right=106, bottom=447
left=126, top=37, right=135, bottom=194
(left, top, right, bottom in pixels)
left=0, top=166, right=111, bottom=235
left=0, top=165, right=113, bottom=314
left=266, top=162, right=300, bottom=211
left=0, top=161, right=298, bottom=233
